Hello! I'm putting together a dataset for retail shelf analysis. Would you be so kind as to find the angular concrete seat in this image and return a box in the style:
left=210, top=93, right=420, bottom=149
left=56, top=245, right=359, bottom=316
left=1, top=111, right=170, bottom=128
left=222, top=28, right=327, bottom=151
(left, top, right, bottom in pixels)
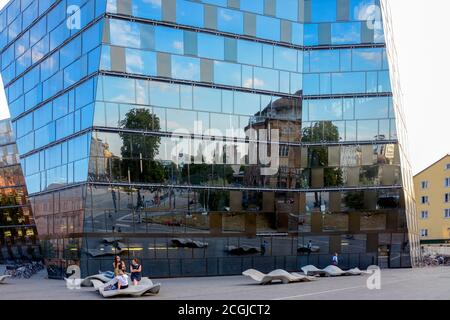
left=322, top=265, right=347, bottom=276
left=0, top=275, right=11, bottom=283
left=102, top=237, right=123, bottom=244
left=225, top=245, right=260, bottom=255
left=297, top=246, right=321, bottom=254
left=171, top=238, right=208, bottom=248
left=91, top=276, right=155, bottom=290
left=243, top=269, right=314, bottom=285
left=91, top=278, right=161, bottom=298
left=301, top=265, right=329, bottom=277
left=301, top=265, right=370, bottom=277
left=345, top=267, right=370, bottom=276
left=85, top=240, right=128, bottom=257
left=85, top=246, right=124, bottom=257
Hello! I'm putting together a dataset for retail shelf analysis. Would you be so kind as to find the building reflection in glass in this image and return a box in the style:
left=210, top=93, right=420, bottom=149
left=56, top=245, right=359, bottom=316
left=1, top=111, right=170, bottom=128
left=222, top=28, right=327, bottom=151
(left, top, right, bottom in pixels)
left=0, top=119, right=40, bottom=263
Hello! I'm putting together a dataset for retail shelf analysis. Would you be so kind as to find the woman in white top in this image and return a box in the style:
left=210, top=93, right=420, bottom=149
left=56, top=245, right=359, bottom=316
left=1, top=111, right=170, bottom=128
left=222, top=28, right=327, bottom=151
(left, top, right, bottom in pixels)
left=116, top=269, right=129, bottom=290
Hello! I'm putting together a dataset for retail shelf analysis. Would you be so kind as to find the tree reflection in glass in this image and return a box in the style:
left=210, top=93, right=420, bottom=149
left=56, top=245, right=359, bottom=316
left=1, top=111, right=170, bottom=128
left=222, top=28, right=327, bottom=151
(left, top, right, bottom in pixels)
left=302, top=121, right=343, bottom=190
left=119, top=108, right=165, bottom=183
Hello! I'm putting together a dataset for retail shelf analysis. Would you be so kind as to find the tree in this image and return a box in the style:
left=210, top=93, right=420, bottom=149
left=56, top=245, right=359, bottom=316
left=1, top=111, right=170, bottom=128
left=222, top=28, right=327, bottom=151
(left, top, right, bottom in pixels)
left=344, top=192, right=365, bottom=210
left=302, top=121, right=341, bottom=170
left=180, top=145, right=235, bottom=186
left=324, top=168, right=344, bottom=187
left=119, top=109, right=165, bottom=183
left=302, top=121, right=340, bottom=143
left=302, top=121, right=343, bottom=206
left=199, top=190, right=230, bottom=211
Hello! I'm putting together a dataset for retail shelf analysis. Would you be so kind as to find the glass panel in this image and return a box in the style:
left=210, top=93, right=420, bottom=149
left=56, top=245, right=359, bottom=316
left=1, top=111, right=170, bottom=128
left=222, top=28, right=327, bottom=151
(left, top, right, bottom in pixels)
left=177, top=0, right=204, bottom=28
left=214, top=61, right=241, bottom=87
left=332, top=72, right=366, bottom=94
left=237, top=39, right=262, bottom=66
left=217, top=8, right=243, bottom=34
left=125, top=49, right=157, bottom=76
left=193, top=87, right=221, bottom=113
left=276, top=0, right=298, bottom=21
left=256, top=16, right=280, bottom=41
left=198, top=33, right=224, bottom=60
left=155, top=26, right=183, bottom=54
left=312, top=0, right=337, bottom=22
left=332, top=23, right=361, bottom=45
left=133, top=0, right=162, bottom=20
left=241, top=0, right=264, bottom=14
left=274, top=47, right=297, bottom=72
left=172, top=55, right=200, bottom=81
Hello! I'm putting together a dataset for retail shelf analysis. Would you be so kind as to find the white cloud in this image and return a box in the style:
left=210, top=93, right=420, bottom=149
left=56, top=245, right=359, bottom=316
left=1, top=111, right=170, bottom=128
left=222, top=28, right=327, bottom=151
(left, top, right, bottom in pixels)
left=110, top=19, right=141, bottom=48
left=219, top=10, right=233, bottom=22
left=356, top=51, right=380, bottom=61
left=243, top=78, right=253, bottom=88
left=143, top=0, right=162, bottom=8
left=253, top=78, right=265, bottom=88
left=125, top=50, right=145, bottom=72
left=172, top=41, right=183, bottom=51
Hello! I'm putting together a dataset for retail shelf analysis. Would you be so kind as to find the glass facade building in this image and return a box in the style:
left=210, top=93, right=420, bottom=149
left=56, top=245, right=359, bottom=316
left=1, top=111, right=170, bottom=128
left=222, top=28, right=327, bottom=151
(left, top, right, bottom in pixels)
left=0, top=0, right=420, bottom=278
left=0, top=119, right=40, bottom=263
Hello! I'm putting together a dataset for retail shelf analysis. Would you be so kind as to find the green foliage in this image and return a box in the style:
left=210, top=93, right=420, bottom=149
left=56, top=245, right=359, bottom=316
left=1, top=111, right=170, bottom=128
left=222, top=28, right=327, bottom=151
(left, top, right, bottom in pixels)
left=199, top=190, right=230, bottom=211
left=302, top=121, right=340, bottom=143
left=324, top=168, right=344, bottom=187
left=344, top=192, right=365, bottom=210
left=303, top=121, right=343, bottom=188
left=119, top=108, right=166, bottom=183
left=119, top=108, right=161, bottom=159
left=181, top=163, right=235, bottom=185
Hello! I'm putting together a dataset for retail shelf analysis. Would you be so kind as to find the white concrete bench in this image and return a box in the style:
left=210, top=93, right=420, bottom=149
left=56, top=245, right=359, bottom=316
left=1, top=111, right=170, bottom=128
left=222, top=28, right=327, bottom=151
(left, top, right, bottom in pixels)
left=243, top=269, right=315, bottom=285
left=91, top=278, right=161, bottom=298
left=0, top=275, right=11, bottom=284
left=301, top=265, right=370, bottom=277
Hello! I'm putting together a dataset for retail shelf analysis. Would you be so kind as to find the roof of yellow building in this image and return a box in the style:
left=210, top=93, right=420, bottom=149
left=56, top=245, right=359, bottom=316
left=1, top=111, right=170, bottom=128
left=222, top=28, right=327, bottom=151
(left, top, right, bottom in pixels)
left=414, top=154, right=450, bottom=177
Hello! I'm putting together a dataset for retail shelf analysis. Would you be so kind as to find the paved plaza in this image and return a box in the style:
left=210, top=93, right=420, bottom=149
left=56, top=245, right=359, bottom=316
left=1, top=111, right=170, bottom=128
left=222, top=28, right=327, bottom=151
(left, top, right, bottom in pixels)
left=0, top=267, right=449, bottom=300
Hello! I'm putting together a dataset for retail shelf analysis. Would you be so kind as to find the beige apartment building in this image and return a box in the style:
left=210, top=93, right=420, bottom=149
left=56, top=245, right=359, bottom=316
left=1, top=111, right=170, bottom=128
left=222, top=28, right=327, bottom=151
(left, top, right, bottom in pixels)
left=414, top=155, right=450, bottom=244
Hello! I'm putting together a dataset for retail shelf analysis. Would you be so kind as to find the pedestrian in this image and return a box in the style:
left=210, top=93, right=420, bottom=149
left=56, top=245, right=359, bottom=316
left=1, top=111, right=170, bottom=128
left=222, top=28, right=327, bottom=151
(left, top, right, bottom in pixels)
left=261, top=240, right=268, bottom=256
left=307, top=240, right=313, bottom=255
left=130, top=258, right=142, bottom=285
left=332, top=252, right=339, bottom=266
left=113, top=255, right=126, bottom=276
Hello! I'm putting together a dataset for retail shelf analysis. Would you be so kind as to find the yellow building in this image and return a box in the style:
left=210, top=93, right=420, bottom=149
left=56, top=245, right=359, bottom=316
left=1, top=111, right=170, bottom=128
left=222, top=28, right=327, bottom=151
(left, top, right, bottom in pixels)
left=414, top=155, right=450, bottom=244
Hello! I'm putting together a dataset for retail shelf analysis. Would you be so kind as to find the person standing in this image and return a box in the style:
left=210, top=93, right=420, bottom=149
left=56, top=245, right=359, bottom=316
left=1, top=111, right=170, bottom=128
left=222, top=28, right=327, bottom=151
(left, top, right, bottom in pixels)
left=307, top=240, right=313, bottom=255
left=130, top=258, right=142, bottom=285
left=332, top=252, right=339, bottom=266
left=261, top=240, right=268, bottom=256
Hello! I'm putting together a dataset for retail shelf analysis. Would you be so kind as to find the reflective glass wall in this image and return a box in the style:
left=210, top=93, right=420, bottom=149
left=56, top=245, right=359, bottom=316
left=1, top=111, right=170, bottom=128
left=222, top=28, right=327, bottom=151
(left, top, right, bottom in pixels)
left=0, top=0, right=419, bottom=277
left=0, top=119, right=40, bottom=263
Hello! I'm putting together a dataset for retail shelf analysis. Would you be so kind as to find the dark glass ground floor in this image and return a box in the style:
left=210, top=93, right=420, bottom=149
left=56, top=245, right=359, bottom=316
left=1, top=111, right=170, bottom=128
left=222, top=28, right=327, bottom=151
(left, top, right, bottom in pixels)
left=0, top=228, right=41, bottom=263
left=41, top=233, right=412, bottom=279
left=0, top=243, right=42, bottom=264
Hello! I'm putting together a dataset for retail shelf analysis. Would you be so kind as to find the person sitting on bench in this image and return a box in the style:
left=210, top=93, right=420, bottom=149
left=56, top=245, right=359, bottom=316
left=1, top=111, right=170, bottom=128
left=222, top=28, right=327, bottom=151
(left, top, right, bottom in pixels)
left=115, top=269, right=129, bottom=290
